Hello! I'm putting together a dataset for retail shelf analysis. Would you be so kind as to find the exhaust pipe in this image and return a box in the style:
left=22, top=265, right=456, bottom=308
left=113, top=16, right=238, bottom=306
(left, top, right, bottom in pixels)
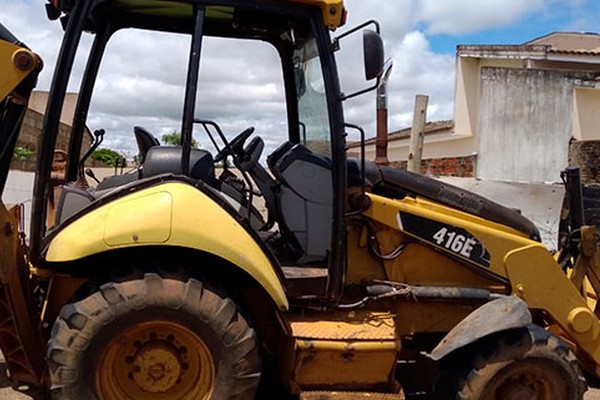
left=374, top=59, right=393, bottom=165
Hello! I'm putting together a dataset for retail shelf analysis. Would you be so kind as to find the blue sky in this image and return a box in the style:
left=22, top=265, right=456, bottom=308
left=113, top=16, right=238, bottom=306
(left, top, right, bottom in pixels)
left=426, top=1, right=600, bottom=54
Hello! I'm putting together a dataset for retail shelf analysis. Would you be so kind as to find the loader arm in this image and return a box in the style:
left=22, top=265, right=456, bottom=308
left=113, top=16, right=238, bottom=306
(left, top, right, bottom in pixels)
left=364, top=190, right=600, bottom=376
left=0, top=22, right=42, bottom=192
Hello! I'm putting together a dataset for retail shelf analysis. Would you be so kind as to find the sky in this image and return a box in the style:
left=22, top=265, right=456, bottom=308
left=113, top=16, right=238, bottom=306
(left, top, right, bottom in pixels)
left=2, top=0, right=600, bottom=158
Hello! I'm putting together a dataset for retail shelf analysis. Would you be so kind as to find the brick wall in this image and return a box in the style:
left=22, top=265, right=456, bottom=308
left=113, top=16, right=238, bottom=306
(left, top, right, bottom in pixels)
left=389, top=155, right=477, bottom=177
left=569, top=139, right=600, bottom=184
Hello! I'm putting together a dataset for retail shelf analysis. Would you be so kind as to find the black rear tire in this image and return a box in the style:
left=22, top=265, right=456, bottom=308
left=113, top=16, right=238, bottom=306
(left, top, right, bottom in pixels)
left=439, top=326, right=586, bottom=400
left=47, top=273, right=261, bottom=399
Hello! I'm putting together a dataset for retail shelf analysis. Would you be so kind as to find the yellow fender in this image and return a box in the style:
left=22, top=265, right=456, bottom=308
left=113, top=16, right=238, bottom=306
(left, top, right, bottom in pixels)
left=45, top=182, right=288, bottom=310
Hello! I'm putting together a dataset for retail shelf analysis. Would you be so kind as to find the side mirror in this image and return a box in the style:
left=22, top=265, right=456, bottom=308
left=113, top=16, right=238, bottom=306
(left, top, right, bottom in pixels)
left=334, top=20, right=385, bottom=100
left=363, top=30, right=384, bottom=81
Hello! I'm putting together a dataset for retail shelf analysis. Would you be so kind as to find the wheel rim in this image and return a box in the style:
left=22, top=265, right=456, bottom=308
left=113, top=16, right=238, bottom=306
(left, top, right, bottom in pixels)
left=96, top=321, right=215, bottom=400
left=483, top=359, right=567, bottom=400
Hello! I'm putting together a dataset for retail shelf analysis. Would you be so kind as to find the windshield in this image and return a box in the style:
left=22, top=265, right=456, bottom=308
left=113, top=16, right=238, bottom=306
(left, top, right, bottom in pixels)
left=294, top=37, right=331, bottom=155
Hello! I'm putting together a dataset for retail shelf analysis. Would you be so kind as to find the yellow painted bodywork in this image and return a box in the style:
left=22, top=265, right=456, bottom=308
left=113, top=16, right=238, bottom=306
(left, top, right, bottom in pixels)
left=0, top=40, right=38, bottom=101
left=294, top=340, right=399, bottom=388
left=113, top=0, right=345, bottom=30
left=505, top=246, right=600, bottom=360
left=364, top=193, right=536, bottom=279
left=363, top=192, right=600, bottom=369
left=45, top=182, right=288, bottom=310
left=288, top=310, right=399, bottom=389
left=288, top=0, right=345, bottom=29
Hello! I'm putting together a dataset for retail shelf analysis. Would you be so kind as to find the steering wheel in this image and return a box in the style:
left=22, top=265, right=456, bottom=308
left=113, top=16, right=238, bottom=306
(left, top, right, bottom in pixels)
left=214, top=126, right=255, bottom=162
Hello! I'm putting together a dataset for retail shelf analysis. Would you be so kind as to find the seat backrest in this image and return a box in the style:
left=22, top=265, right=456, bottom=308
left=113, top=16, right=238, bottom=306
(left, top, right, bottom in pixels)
left=237, top=137, right=278, bottom=225
left=269, top=143, right=333, bottom=262
left=134, top=126, right=160, bottom=162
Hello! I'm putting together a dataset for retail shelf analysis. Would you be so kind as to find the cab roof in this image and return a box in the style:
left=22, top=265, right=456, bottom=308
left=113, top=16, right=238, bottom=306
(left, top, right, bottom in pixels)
left=48, top=0, right=346, bottom=31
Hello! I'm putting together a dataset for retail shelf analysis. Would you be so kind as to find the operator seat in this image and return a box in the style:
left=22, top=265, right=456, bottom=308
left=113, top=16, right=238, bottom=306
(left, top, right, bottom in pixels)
left=95, top=126, right=160, bottom=191
left=268, top=142, right=333, bottom=263
left=237, top=136, right=278, bottom=227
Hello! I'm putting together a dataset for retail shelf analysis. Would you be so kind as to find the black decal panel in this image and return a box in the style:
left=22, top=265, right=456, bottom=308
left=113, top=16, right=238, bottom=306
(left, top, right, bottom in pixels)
left=398, top=212, right=491, bottom=268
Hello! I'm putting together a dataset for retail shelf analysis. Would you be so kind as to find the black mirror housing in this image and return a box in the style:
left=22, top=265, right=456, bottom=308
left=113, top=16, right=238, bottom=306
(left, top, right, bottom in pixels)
left=334, top=20, right=384, bottom=100
left=363, top=30, right=384, bottom=81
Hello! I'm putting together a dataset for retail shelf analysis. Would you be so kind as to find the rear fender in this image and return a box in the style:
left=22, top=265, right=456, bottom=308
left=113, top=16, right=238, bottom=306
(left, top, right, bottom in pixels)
left=429, top=296, right=531, bottom=361
left=45, top=182, right=288, bottom=310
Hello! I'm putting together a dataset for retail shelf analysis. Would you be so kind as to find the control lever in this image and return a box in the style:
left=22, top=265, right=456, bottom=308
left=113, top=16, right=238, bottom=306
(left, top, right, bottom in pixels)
left=78, top=129, right=105, bottom=182
left=76, top=129, right=105, bottom=189
left=85, top=168, right=100, bottom=184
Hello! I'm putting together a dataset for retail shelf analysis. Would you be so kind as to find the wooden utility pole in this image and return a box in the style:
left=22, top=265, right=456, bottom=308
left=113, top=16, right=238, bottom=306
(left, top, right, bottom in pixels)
left=407, top=94, right=428, bottom=173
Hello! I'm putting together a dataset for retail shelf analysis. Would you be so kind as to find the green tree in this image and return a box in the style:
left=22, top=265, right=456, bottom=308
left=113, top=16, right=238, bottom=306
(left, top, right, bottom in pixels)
left=13, top=146, right=35, bottom=161
left=162, top=130, right=199, bottom=148
left=91, top=148, right=127, bottom=167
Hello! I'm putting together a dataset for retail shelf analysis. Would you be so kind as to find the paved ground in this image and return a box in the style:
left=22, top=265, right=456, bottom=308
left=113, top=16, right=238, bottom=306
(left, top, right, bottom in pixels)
left=0, top=370, right=598, bottom=399
left=0, top=353, right=598, bottom=399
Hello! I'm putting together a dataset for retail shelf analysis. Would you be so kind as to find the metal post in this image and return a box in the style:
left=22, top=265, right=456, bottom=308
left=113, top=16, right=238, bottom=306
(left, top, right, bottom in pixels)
left=566, top=166, right=584, bottom=231
left=181, top=5, right=205, bottom=176
left=407, top=94, right=428, bottom=173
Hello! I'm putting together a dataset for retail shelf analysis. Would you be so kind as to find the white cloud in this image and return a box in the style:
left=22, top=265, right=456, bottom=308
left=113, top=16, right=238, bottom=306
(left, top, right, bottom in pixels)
left=387, top=32, right=455, bottom=126
left=341, top=30, right=455, bottom=140
left=417, top=0, right=546, bottom=35
left=1, top=0, right=578, bottom=158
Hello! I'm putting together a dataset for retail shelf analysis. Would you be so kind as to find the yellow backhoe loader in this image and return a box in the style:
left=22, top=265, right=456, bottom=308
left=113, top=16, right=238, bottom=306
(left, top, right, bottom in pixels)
left=1, top=1, right=600, bottom=399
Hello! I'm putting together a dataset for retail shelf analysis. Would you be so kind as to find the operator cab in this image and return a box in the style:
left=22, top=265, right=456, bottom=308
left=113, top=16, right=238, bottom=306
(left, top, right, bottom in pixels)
left=37, top=0, right=384, bottom=299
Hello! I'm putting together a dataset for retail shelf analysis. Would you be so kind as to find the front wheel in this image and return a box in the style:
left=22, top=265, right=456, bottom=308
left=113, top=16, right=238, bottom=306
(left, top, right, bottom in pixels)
left=441, top=326, right=586, bottom=400
left=47, top=273, right=261, bottom=399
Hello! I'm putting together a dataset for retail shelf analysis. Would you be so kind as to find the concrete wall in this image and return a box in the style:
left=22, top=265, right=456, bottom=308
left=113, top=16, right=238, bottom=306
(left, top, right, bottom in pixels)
left=12, top=108, right=90, bottom=172
left=454, top=57, right=523, bottom=138
left=439, top=177, right=565, bottom=249
left=3, top=171, right=35, bottom=234
left=529, top=32, right=600, bottom=52
left=28, top=91, right=80, bottom=126
left=477, top=68, right=594, bottom=183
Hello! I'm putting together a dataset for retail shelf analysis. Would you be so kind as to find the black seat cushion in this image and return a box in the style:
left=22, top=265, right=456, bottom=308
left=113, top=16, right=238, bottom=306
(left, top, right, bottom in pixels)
left=143, top=146, right=215, bottom=184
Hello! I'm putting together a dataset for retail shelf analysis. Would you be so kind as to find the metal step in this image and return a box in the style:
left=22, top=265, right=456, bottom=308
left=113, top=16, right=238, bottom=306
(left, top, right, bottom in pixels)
left=301, top=391, right=404, bottom=399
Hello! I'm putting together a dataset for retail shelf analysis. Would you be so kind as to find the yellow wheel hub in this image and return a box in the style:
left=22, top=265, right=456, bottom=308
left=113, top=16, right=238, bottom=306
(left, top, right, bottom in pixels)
left=96, top=321, right=215, bottom=400
left=132, top=343, right=182, bottom=393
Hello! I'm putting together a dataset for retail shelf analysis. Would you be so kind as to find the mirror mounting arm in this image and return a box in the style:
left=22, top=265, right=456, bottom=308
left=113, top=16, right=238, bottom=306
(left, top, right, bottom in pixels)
left=333, top=20, right=381, bottom=49
left=334, top=20, right=384, bottom=101
left=340, top=77, right=381, bottom=101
